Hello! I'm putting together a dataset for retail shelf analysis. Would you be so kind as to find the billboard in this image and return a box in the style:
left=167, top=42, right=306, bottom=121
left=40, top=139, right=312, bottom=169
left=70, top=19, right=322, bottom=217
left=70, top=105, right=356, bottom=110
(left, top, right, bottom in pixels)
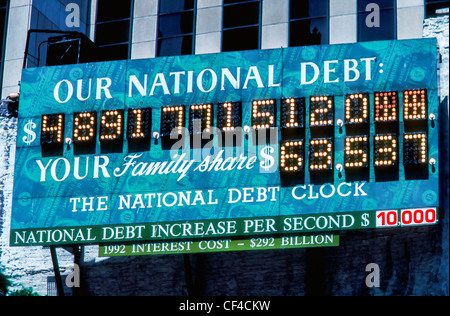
left=10, top=38, right=440, bottom=253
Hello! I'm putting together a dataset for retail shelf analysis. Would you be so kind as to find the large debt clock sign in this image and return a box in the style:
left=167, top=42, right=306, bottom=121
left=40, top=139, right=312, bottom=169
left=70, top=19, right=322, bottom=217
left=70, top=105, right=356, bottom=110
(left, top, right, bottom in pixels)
left=10, top=38, right=440, bottom=254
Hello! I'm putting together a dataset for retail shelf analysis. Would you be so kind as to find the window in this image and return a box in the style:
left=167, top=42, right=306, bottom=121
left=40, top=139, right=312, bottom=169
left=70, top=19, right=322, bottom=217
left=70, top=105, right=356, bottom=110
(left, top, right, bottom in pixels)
left=222, top=0, right=261, bottom=52
left=289, top=0, right=329, bottom=47
left=157, top=0, right=196, bottom=57
left=1, top=0, right=8, bottom=92
left=95, top=0, right=133, bottom=61
left=426, top=0, right=449, bottom=17
left=358, top=0, right=396, bottom=42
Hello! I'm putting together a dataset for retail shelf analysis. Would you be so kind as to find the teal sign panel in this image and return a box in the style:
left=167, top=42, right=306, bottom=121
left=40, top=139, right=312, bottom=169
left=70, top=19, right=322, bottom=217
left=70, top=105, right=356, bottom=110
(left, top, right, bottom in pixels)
left=10, top=38, right=440, bottom=246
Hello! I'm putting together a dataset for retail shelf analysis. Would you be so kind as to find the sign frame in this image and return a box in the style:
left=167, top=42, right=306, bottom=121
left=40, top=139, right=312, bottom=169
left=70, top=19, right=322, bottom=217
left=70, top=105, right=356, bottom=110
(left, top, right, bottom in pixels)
left=10, top=38, right=441, bottom=248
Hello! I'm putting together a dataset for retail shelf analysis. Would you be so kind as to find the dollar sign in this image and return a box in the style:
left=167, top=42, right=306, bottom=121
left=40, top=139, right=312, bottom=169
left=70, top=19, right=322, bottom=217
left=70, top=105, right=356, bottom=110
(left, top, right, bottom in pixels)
left=260, top=145, right=275, bottom=172
left=23, top=120, right=37, bottom=146
left=361, top=213, right=370, bottom=227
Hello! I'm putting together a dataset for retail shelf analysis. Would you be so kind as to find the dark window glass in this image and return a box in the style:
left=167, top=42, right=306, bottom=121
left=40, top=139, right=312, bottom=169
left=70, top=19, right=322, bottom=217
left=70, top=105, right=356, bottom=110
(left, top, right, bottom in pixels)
left=157, top=0, right=196, bottom=57
left=223, top=2, right=260, bottom=28
left=290, top=17, right=328, bottom=46
left=358, top=0, right=396, bottom=42
left=97, top=0, right=133, bottom=22
left=222, top=0, right=261, bottom=52
left=158, top=12, right=195, bottom=38
left=223, top=26, right=259, bottom=52
left=96, top=21, right=131, bottom=46
left=425, top=0, right=449, bottom=17
left=98, top=44, right=130, bottom=61
left=95, top=0, right=132, bottom=61
left=290, top=0, right=328, bottom=19
left=289, top=0, right=329, bottom=47
left=159, top=0, right=195, bottom=14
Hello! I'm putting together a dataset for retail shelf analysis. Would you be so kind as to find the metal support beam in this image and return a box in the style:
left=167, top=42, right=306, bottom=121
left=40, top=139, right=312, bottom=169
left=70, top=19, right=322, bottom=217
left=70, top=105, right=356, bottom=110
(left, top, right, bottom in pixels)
left=73, top=246, right=85, bottom=296
left=50, top=247, right=65, bottom=297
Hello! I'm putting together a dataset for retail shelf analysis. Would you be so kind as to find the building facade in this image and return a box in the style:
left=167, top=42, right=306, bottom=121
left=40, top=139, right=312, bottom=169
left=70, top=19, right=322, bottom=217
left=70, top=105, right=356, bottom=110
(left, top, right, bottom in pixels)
left=1, top=0, right=449, bottom=296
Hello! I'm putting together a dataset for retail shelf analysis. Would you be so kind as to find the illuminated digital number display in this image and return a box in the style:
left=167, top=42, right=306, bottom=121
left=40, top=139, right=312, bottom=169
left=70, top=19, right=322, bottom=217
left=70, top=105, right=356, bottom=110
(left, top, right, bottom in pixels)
left=189, top=104, right=213, bottom=148
left=217, top=102, right=242, bottom=132
left=100, top=110, right=124, bottom=141
left=373, top=91, right=400, bottom=180
left=309, top=95, right=334, bottom=183
left=74, top=112, right=96, bottom=143
left=161, top=106, right=185, bottom=149
left=281, top=98, right=305, bottom=140
left=374, top=91, right=398, bottom=134
left=404, top=89, right=428, bottom=132
left=344, top=136, right=369, bottom=168
left=374, top=134, right=398, bottom=166
left=345, top=93, right=369, bottom=125
left=37, top=88, right=432, bottom=182
left=344, top=92, right=370, bottom=180
left=161, top=106, right=185, bottom=136
left=403, top=132, right=428, bottom=180
left=404, top=132, right=428, bottom=179
left=217, top=102, right=242, bottom=147
left=310, top=96, right=334, bottom=127
left=345, top=136, right=369, bottom=181
left=404, top=133, right=427, bottom=165
left=281, top=98, right=305, bottom=129
left=127, top=108, right=152, bottom=152
left=374, top=134, right=398, bottom=181
left=41, top=113, right=65, bottom=156
left=100, top=110, right=124, bottom=153
left=375, top=91, right=398, bottom=122
left=280, top=139, right=305, bottom=186
left=280, top=140, right=304, bottom=173
left=41, top=114, right=64, bottom=145
left=403, top=89, right=429, bottom=179
left=309, top=138, right=333, bottom=171
left=404, top=89, right=427, bottom=121
left=73, top=111, right=97, bottom=155
left=189, top=104, right=213, bottom=134
left=252, top=99, right=277, bottom=145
